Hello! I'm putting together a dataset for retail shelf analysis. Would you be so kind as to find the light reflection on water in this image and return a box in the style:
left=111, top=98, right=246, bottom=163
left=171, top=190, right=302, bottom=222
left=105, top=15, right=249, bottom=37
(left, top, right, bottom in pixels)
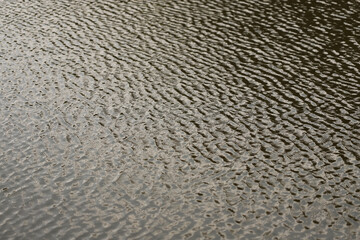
left=0, top=0, right=359, bottom=239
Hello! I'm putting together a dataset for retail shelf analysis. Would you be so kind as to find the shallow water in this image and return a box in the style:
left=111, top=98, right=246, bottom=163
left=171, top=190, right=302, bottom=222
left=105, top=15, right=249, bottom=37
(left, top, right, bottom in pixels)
left=0, top=0, right=359, bottom=239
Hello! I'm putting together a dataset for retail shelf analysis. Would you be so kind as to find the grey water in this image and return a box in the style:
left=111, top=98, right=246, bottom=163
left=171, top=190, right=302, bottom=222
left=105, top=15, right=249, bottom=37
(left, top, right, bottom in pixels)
left=0, top=0, right=359, bottom=239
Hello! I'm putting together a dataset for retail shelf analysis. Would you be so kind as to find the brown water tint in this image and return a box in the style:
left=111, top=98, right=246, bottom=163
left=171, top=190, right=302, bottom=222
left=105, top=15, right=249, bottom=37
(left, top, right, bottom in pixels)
left=0, top=0, right=359, bottom=239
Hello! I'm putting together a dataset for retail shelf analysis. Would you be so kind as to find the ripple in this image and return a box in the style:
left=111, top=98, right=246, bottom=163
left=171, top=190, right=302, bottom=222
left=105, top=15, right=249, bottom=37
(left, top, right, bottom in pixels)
left=0, top=0, right=359, bottom=239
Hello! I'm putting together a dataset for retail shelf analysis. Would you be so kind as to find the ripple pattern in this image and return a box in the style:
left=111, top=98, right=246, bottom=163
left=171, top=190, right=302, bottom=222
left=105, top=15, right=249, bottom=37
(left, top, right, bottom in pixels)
left=0, top=0, right=359, bottom=239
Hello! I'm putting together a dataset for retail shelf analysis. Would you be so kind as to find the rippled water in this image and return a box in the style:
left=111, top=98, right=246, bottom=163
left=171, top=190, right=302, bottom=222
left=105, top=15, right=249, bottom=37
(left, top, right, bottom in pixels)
left=1, top=0, right=359, bottom=239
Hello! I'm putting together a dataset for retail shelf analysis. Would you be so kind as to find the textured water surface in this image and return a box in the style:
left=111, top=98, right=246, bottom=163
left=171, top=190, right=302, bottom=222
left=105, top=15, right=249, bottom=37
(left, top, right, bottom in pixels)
left=0, top=0, right=359, bottom=239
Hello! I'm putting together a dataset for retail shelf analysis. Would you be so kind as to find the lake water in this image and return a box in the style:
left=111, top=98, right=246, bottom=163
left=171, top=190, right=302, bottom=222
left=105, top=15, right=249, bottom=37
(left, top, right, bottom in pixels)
left=0, top=0, right=359, bottom=239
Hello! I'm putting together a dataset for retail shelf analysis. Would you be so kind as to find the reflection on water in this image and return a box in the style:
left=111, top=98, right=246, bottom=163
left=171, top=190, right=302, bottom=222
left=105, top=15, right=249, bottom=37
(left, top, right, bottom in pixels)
left=0, top=0, right=359, bottom=239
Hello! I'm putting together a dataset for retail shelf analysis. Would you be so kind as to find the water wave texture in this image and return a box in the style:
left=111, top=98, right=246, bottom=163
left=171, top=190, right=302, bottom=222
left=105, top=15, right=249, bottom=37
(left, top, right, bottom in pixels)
left=0, top=0, right=359, bottom=239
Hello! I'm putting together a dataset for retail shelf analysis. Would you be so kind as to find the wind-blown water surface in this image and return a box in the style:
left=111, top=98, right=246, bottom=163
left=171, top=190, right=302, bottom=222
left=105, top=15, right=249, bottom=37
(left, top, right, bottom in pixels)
left=0, top=0, right=359, bottom=239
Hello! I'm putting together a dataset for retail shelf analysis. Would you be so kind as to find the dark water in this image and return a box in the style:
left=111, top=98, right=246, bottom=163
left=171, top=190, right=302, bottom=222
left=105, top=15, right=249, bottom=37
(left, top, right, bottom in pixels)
left=1, top=0, right=359, bottom=239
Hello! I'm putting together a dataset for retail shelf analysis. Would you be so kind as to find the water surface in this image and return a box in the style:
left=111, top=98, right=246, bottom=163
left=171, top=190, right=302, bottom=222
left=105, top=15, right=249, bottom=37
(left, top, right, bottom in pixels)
left=0, top=0, right=359, bottom=239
